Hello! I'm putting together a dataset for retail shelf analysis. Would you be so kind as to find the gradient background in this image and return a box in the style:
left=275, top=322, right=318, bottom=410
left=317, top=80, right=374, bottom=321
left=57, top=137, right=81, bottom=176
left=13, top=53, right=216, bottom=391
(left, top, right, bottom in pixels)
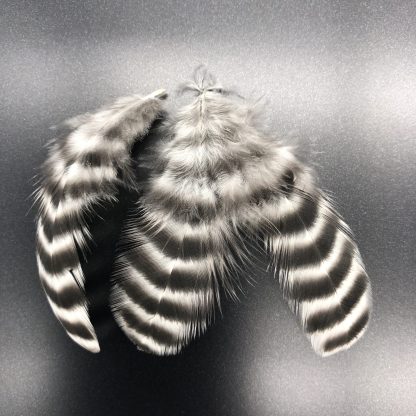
left=1, top=1, right=415, bottom=415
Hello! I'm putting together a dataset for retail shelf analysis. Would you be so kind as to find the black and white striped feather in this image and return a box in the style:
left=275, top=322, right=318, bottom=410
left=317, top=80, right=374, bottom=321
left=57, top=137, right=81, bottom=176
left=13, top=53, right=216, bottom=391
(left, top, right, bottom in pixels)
left=35, top=89, right=167, bottom=352
left=110, top=70, right=372, bottom=356
left=35, top=69, right=371, bottom=356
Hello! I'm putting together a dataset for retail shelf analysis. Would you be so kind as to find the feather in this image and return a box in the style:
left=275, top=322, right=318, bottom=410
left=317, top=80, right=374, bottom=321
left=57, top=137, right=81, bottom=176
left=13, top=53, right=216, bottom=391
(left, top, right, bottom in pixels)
left=110, top=70, right=250, bottom=355
left=35, top=89, right=167, bottom=352
left=242, top=152, right=372, bottom=356
left=111, top=68, right=371, bottom=356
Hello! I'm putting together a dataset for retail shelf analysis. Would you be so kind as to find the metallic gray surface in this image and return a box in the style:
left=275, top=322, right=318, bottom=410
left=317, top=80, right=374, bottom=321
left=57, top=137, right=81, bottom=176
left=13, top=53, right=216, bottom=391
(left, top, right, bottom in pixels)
left=1, top=1, right=415, bottom=415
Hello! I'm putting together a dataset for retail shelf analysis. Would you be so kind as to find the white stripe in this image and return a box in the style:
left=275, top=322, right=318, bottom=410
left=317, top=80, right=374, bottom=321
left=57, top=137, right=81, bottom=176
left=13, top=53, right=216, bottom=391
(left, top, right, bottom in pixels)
left=37, top=222, right=82, bottom=256
left=310, top=289, right=371, bottom=356
left=38, top=265, right=82, bottom=302
left=37, top=254, right=84, bottom=283
left=266, top=203, right=329, bottom=254
left=47, top=298, right=89, bottom=326
left=47, top=298, right=100, bottom=354
left=49, top=157, right=67, bottom=178
left=299, top=259, right=366, bottom=324
left=116, top=314, right=180, bottom=355
left=67, top=333, right=100, bottom=353
left=151, top=171, right=217, bottom=207
left=139, top=205, right=225, bottom=243
left=41, top=193, right=103, bottom=223
left=288, top=230, right=346, bottom=283
left=128, top=231, right=216, bottom=280
left=91, top=94, right=150, bottom=135
left=115, top=287, right=187, bottom=335
left=286, top=206, right=330, bottom=249
left=260, top=193, right=306, bottom=224
left=65, top=162, right=117, bottom=185
left=119, top=261, right=211, bottom=308
left=162, top=140, right=209, bottom=169
left=163, top=216, right=227, bottom=249
left=39, top=262, right=98, bottom=353
left=39, top=269, right=79, bottom=295
left=67, top=131, right=127, bottom=155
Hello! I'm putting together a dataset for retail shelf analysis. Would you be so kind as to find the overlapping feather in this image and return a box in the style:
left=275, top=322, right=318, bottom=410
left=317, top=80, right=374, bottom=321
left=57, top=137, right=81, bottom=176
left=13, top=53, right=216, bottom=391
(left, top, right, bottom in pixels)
left=110, top=69, right=372, bottom=356
left=35, top=89, right=167, bottom=352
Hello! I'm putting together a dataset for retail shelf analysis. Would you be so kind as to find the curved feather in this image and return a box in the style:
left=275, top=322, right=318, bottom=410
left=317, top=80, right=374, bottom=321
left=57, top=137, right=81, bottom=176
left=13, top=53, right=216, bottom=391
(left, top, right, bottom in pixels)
left=242, top=154, right=372, bottom=356
left=35, top=89, right=167, bottom=352
left=111, top=79, right=250, bottom=355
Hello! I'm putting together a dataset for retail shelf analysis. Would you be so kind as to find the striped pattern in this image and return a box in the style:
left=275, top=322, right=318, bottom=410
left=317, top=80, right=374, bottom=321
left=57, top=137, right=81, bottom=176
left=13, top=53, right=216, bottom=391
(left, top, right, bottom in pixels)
left=111, top=210, right=236, bottom=355
left=35, top=90, right=166, bottom=352
left=259, top=166, right=371, bottom=356
left=111, top=71, right=371, bottom=357
left=110, top=87, right=254, bottom=354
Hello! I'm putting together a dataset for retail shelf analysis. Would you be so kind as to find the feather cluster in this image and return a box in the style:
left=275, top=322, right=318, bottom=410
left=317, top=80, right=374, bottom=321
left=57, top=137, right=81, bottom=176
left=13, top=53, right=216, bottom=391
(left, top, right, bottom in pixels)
left=35, top=68, right=371, bottom=356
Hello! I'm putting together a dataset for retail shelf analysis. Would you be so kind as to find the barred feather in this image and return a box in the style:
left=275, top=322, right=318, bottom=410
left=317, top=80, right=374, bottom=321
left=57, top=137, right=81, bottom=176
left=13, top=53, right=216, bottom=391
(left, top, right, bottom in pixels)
left=35, top=89, right=167, bottom=352
left=241, top=152, right=372, bottom=356
left=111, top=85, right=248, bottom=354
left=111, top=69, right=371, bottom=356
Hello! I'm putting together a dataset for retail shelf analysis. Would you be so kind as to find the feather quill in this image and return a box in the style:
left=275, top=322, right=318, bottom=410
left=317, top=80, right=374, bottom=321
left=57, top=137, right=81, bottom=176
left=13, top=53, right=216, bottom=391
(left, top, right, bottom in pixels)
left=35, top=89, right=167, bottom=352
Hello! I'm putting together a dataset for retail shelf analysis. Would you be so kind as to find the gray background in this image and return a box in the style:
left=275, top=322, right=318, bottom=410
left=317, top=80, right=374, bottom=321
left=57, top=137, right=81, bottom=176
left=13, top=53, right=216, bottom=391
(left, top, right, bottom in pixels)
left=1, top=1, right=415, bottom=415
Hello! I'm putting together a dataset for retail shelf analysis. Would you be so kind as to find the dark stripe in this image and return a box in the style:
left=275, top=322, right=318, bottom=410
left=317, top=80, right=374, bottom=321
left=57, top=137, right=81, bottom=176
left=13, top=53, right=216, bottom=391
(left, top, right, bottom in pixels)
left=151, top=187, right=218, bottom=221
left=250, top=168, right=296, bottom=206
left=289, top=274, right=333, bottom=301
left=78, top=149, right=125, bottom=167
left=340, top=272, right=368, bottom=312
left=124, top=248, right=170, bottom=288
left=40, top=215, right=82, bottom=242
left=37, top=241, right=79, bottom=275
left=116, top=275, right=204, bottom=323
left=279, top=196, right=318, bottom=234
left=41, top=163, right=116, bottom=200
left=169, top=264, right=212, bottom=292
left=120, top=307, right=181, bottom=347
left=279, top=169, right=296, bottom=195
left=143, top=226, right=182, bottom=259
left=80, top=151, right=105, bottom=167
left=289, top=239, right=354, bottom=301
left=327, top=240, right=355, bottom=288
left=257, top=192, right=318, bottom=235
left=181, top=234, right=210, bottom=259
left=287, top=222, right=337, bottom=268
left=63, top=180, right=115, bottom=199
left=251, top=186, right=274, bottom=205
left=60, top=137, right=125, bottom=164
left=59, top=317, right=96, bottom=341
left=146, top=225, right=214, bottom=260
left=123, top=242, right=212, bottom=292
left=305, top=272, right=368, bottom=333
left=41, top=274, right=85, bottom=309
left=105, top=125, right=122, bottom=140
left=41, top=178, right=64, bottom=202
left=323, top=309, right=370, bottom=353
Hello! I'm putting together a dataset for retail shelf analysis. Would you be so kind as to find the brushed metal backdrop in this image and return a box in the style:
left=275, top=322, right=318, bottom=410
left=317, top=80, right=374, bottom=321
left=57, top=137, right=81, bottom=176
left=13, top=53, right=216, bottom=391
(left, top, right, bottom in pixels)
left=1, top=1, right=415, bottom=415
